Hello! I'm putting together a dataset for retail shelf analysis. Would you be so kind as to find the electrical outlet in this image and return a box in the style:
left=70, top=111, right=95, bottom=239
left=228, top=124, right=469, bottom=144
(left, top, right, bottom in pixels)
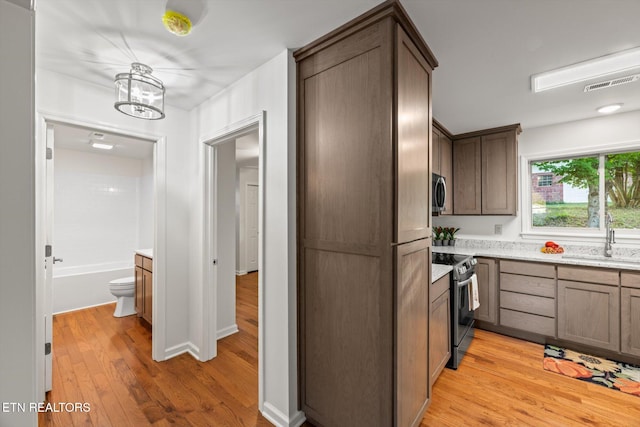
left=494, top=224, right=502, bottom=235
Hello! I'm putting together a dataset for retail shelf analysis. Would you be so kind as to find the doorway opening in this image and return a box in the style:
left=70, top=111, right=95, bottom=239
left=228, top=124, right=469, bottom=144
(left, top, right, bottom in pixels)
left=202, top=111, right=266, bottom=408
left=35, top=114, right=166, bottom=398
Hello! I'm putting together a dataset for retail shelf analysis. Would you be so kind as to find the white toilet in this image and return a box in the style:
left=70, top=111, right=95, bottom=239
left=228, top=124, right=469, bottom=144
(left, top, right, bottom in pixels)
left=108, top=276, right=136, bottom=317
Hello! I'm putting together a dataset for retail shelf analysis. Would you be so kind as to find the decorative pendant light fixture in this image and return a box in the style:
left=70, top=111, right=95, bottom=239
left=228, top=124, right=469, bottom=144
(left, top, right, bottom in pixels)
left=114, top=63, right=165, bottom=120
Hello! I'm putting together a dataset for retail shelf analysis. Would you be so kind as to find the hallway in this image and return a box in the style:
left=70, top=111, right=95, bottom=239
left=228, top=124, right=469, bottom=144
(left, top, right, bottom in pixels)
left=39, top=273, right=269, bottom=426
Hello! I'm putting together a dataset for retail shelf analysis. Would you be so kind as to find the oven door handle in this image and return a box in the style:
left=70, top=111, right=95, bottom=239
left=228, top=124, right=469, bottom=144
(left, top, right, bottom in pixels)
left=457, top=274, right=476, bottom=288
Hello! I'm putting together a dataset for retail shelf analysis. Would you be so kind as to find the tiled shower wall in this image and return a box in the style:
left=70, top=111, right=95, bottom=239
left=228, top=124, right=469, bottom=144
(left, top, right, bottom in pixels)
left=53, top=148, right=153, bottom=276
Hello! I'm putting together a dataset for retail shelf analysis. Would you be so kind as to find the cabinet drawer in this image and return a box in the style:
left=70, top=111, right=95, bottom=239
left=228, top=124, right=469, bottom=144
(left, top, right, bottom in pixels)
left=431, top=274, right=450, bottom=303
left=622, top=272, right=640, bottom=289
left=500, top=273, right=555, bottom=298
left=500, top=260, right=555, bottom=278
left=500, top=291, right=555, bottom=318
left=500, top=309, right=555, bottom=336
left=142, top=256, right=153, bottom=272
left=135, top=254, right=143, bottom=267
left=557, top=265, right=618, bottom=286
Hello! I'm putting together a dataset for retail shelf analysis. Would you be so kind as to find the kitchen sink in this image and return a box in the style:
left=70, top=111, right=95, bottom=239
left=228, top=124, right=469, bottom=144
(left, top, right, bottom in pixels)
left=562, top=253, right=639, bottom=265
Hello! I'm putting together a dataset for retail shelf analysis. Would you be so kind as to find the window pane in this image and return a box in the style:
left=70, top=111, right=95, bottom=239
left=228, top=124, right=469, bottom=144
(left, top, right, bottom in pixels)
left=605, top=151, right=640, bottom=230
left=531, top=157, right=599, bottom=228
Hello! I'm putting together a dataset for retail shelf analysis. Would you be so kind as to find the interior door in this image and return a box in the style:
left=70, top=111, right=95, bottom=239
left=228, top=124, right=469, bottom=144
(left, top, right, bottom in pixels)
left=44, top=124, right=55, bottom=391
left=246, top=184, right=259, bottom=272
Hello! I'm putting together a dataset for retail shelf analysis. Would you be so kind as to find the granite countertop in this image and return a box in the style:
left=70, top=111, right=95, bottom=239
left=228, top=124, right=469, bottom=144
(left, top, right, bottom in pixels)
left=432, top=264, right=452, bottom=283
left=433, top=244, right=640, bottom=272
left=136, top=248, right=153, bottom=259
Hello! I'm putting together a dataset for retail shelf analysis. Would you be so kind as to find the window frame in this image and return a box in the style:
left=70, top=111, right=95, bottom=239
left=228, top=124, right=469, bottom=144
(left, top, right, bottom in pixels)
left=520, top=140, right=640, bottom=243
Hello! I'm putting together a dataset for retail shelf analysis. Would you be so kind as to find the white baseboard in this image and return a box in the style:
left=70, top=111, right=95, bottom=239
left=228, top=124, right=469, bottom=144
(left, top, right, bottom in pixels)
left=53, top=300, right=116, bottom=315
left=262, top=402, right=306, bottom=427
left=236, top=270, right=248, bottom=276
left=163, top=341, right=200, bottom=360
left=217, top=324, right=239, bottom=339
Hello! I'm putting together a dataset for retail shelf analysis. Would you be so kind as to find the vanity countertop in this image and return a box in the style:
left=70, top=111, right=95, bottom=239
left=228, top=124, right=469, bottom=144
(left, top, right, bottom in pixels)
left=136, top=248, right=153, bottom=259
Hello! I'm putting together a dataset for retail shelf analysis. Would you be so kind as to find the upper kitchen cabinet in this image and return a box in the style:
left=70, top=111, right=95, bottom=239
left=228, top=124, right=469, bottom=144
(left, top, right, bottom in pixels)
left=452, top=136, right=482, bottom=214
left=295, top=1, right=437, bottom=425
left=432, top=120, right=453, bottom=215
left=452, top=124, right=521, bottom=215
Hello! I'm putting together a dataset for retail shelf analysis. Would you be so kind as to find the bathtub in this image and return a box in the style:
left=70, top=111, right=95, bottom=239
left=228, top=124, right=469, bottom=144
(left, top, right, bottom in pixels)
left=53, top=262, right=134, bottom=314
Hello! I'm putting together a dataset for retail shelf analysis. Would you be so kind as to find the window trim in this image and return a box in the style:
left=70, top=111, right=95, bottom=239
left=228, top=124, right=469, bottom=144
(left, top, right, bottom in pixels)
left=520, top=140, right=640, bottom=243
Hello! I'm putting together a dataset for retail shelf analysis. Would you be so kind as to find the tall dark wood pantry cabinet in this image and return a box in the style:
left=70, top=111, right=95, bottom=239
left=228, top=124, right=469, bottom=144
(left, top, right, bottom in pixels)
left=294, top=1, right=437, bottom=426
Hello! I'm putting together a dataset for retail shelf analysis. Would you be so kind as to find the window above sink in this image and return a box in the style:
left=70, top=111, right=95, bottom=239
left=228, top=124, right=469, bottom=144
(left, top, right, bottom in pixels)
left=521, top=145, right=640, bottom=244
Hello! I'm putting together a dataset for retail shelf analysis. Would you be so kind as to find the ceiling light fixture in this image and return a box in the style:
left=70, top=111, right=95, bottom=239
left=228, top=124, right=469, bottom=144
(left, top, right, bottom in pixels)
left=114, top=63, right=165, bottom=120
left=597, top=103, right=623, bottom=114
left=531, top=46, right=640, bottom=93
left=91, top=141, right=114, bottom=150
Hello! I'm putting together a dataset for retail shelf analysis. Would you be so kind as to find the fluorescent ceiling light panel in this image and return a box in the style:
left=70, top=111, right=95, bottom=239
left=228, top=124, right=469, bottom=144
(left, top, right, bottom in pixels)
left=91, top=142, right=114, bottom=150
left=532, top=46, right=640, bottom=93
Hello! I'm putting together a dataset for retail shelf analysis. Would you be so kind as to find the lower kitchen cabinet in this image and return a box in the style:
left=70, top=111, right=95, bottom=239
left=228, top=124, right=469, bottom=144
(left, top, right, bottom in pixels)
left=621, top=272, right=640, bottom=357
left=557, top=279, right=619, bottom=351
left=430, top=274, right=450, bottom=386
left=135, top=254, right=153, bottom=325
left=499, top=260, right=556, bottom=337
left=396, top=240, right=430, bottom=427
left=474, top=258, right=497, bottom=324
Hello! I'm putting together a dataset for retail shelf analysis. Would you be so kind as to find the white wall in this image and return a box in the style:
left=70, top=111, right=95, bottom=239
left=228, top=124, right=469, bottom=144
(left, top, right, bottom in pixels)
left=37, top=69, right=192, bottom=359
left=216, top=141, right=238, bottom=338
left=190, top=49, right=301, bottom=425
left=139, top=155, right=154, bottom=248
left=236, top=167, right=259, bottom=274
left=0, top=1, right=38, bottom=426
left=433, top=110, right=640, bottom=242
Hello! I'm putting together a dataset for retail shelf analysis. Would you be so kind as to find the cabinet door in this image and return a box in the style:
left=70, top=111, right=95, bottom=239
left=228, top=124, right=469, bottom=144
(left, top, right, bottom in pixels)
left=474, top=258, right=497, bottom=324
left=432, top=129, right=440, bottom=175
left=396, top=26, right=431, bottom=244
left=482, top=131, right=516, bottom=215
left=396, top=240, right=430, bottom=427
left=439, top=135, right=453, bottom=215
left=453, top=137, right=481, bottom=214
left=557, top=280, right=619, bottom=351
left=135, top=266, right=143, bottom=317
left=143, top=269, right=153, bottom=325
left=621, top=287, right=640, bottom=357
left=430, top=288, right=450, bottom=386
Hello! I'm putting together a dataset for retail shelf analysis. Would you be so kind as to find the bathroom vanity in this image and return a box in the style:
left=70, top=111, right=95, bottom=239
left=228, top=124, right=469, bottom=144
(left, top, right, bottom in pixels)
left=135, top=250, right=153, bottom=325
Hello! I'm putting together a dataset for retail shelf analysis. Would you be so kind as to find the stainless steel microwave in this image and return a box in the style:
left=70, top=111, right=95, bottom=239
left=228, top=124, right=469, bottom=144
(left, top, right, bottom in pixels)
left=432, top=173, right=446, bottom=214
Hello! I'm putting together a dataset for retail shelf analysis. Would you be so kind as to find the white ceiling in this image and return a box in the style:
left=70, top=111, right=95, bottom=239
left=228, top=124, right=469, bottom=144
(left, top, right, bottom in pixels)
left=53, top=122, right=154, bottom=159
left=36, top=0, right=640, bottom=134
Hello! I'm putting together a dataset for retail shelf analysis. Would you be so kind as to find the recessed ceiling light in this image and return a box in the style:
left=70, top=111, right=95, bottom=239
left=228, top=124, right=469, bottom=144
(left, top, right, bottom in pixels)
left=597, top=104, right=623, bottom=114
left=91, top=142, right=114, bottom=150
left=532, top=46, right=640, bottom=93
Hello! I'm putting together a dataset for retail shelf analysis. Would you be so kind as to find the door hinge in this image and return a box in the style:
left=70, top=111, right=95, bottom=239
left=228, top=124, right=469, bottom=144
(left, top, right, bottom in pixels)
left=45, top=342, right=51, bottom=356
left=46, top=148, right=53, bottom=160
left=45, top=245, right=52, bottom=257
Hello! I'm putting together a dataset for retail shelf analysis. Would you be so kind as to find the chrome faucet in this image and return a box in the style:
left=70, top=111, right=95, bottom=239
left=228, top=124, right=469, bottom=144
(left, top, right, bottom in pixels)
left=604, top=212, right=615, bottom=257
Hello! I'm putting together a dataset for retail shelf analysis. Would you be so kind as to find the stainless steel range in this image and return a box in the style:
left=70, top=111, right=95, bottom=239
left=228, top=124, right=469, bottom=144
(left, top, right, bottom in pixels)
left=432, top=252, right=478, bottom=369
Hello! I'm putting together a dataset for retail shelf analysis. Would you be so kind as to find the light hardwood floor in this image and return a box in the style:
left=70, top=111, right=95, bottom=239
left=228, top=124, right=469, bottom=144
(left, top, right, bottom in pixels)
left=39, top=272, right=272, bottom=427
left=41, top=273, right=640, bottom=426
